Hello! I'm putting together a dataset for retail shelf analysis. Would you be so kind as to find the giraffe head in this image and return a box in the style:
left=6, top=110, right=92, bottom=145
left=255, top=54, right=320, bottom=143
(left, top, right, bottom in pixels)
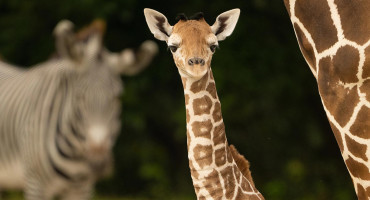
left=144, top=8, right=240, bottom=80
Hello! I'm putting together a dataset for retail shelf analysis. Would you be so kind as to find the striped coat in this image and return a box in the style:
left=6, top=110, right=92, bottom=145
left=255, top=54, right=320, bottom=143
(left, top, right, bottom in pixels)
left=0, top=20, right=157, bottom=199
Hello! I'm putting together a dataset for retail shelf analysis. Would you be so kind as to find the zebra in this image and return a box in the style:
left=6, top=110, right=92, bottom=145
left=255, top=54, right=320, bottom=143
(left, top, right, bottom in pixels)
left=0, top=19, right=158, bottom=199
left=0, top=60, right=23, bottom=83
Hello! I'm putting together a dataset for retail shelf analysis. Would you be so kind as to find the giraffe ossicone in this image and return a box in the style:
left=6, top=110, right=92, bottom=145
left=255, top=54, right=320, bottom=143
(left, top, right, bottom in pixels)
left=144, top=8, right=264, bottom=199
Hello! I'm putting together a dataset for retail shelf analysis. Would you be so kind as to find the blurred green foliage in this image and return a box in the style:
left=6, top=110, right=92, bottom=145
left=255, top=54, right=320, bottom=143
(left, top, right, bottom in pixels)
left=0, top=0, right=356, bottom=199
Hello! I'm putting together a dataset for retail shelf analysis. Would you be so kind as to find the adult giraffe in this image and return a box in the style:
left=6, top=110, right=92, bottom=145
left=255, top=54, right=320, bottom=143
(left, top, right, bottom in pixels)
left=144, top=8, right=264, bottom=200
left=284, top=0, right=370, bottom=199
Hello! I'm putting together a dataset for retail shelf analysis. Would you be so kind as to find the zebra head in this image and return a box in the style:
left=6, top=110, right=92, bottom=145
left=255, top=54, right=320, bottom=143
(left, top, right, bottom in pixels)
left=53, top=20, right=157, bottom=175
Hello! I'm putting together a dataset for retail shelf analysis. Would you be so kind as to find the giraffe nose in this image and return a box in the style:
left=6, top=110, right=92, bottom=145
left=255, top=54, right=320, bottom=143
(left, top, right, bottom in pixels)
left=188, top=57, right=205, bottom=66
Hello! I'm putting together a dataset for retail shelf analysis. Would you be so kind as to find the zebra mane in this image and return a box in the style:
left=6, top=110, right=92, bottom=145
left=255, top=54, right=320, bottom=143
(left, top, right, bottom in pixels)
left=76, top=19, right=106, bottom=41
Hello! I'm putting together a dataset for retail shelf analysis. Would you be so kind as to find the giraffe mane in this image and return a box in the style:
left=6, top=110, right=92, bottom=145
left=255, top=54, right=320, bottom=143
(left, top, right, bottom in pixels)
left=229, top=144, right=256, bottom=187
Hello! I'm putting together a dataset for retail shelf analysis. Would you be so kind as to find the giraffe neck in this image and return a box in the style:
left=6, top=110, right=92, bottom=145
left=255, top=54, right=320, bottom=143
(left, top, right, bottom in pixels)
left=285, top=0, right=370, bottom=198
left=180, top=68, right=263, bottom=199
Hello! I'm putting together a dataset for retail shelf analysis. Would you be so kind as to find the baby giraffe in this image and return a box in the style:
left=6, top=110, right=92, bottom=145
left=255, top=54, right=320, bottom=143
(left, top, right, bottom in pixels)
left=144, top=8, right=264, bottom=200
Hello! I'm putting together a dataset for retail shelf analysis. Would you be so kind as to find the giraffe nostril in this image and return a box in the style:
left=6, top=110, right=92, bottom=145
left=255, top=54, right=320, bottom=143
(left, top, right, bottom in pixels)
left=200, top=59, right=205, bottom=66
left=188, top=59, right=194, bottom=66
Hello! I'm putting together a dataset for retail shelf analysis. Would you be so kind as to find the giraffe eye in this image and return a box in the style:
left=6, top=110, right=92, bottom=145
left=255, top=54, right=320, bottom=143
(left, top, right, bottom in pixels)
left=168, top=45, right=178, bottom=53
left=210, top=44, right=218, bottom=53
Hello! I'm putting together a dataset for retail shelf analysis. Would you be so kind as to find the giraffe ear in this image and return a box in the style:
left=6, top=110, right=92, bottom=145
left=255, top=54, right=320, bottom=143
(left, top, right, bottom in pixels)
left=211, top=9, right=240, bottom=41
left=144, top=8, right=173, bottom=41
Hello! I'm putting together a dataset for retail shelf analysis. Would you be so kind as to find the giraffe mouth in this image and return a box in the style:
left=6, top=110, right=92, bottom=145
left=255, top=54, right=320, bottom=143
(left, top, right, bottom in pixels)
left=178, top=64, right=208, bottom=79
left=178, top=67, right=193, bottom=77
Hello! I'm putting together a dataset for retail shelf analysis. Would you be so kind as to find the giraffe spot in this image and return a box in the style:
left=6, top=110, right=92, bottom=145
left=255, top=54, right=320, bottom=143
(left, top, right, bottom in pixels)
left=357, top=184, right=366, bottom=200
left=206, top=82, right=217, bottom=99
left=356, top=183, right=370, bottom=200
left=362, top=46, right=370, bottom=78
left=235, top=188, right=245, bottom=200
left=186, top=108, right=190, bottom=123
left=345, top=135, right=368, bottom=161
left=203, top=169, right=223, bottom=199
left=213, top=124, right=226, bottom=146
left=332, top=45, right=360, bottom=83
left=193, top=95, right=213, bottom=115
left=189, top=159, right=200, bottom=180
left=236, top=187, right=261, bottom=200
left=283, top=0, right=291, bottom=17
left=360, top=80, right=370, bottom=103
left=212, top=102, right=222, bottom=122
left=192, top=120, right=212, bottom=139
left=318, top=56, right=360, bottom=127
left=336, top=0, right=370, bottom=45
left=252, top=194, right=264, bottom=200
left=185, top=94, right=190, bottom=105
left=349, top=105, right=370, bottom=139
left=294, top=23, right=316, bottom=72
left=233, top=162, right=241, bottom=182
left=345, top=155, right=370, bottom=180
left=226, top=145, right=233, bottom=163
left=181, top=77, right=187, bottom=88
left=215, top=147, right=227, bottom=167
left=240, top=175, right=253, bottom=192
left=365, top=186, right=370, bottom=199
left=220, top=166, right=237, bottom=199
left=295, top=0, right=338, bottom=53
left=190, top=75, right=208, bottom=93
left=193, top=144, right=213, bottom=169
left=328, top=121, right=344, bottom=153
left=198, top=196, right=206, bottom=200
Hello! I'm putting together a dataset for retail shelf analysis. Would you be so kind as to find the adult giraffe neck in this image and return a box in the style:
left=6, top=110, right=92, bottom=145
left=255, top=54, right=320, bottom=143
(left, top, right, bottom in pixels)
left=284, top=0, right=370, bottom=199
left=180, top=68, right=264, bottom=200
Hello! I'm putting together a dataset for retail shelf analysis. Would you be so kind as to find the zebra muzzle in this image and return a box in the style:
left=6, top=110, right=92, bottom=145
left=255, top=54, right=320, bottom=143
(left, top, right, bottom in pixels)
left=89, top=160, right=107, bottom=173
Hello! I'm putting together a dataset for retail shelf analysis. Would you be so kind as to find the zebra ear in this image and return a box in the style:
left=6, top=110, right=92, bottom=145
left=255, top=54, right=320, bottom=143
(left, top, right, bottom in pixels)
left=53, top=20, right=76, bottom=59
left=53, top=19, right=106, bottom=62
left=104, top=40, right=158, bottom=75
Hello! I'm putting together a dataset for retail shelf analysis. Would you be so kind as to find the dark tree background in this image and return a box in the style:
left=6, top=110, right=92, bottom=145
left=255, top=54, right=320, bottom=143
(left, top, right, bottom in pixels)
left=0, top=0, right=356, bottom=199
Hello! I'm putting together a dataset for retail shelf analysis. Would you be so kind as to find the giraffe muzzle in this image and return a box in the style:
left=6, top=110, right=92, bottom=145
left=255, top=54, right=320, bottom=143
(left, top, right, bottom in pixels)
left=188, top=57, right=205, bottom=66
